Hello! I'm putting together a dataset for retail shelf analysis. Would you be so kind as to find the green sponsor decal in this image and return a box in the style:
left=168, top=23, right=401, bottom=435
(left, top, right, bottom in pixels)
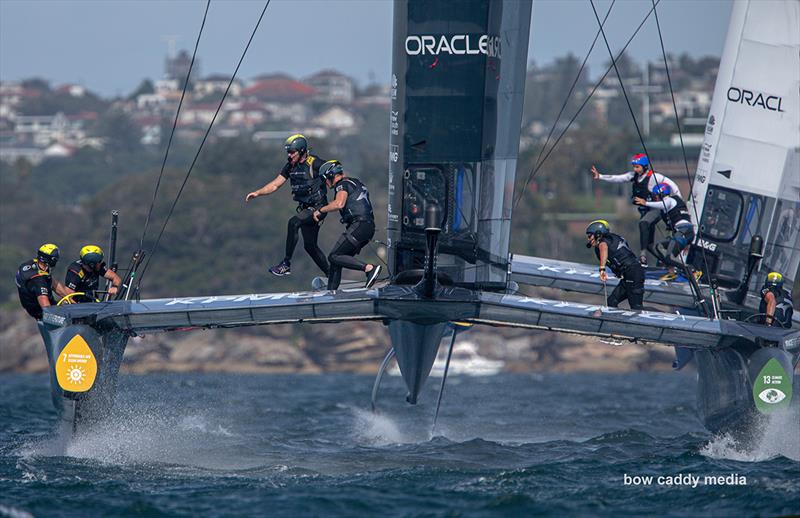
left=753, top=358, right=792, bottom=414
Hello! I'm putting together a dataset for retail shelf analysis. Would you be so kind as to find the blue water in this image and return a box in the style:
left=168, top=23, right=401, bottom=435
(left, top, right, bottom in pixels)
left=1, top=372, right=798, bottom=517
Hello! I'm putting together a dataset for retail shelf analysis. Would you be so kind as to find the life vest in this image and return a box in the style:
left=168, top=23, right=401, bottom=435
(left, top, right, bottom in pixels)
left=631, top=171, right=653, bottom=200
left=15, top=259, right=54, bottom=318
left=661, top=195, right=692, bottom=230
left=65, top=260, right=106, bottom=301
left=288, top=155, right=326, bottom=206
left=15, top=259, right=52, bottom=293
left=595, top=233, right=639, bottom=276
left=335, top=177, right=374, bottom=224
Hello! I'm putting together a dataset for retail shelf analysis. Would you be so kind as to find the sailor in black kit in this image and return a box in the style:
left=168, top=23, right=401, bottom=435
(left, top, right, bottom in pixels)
left=635, top=182, right=695, bottom=275
left=585, top=220, right=645, bottom=310
left=313, top=160, right=382, bottom=291
left=759, top=272, right=793, bottom=328
left=15, top=244, right=69, bottom=320
left=245, top=134, right=329, bottom=277
left=63, top=245, right=122, bottom=302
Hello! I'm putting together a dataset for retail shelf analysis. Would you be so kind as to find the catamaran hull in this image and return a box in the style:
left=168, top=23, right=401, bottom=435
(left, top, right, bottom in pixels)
left=40, top=323, right=129, bottom=425
left=695, top=342, right=796, bottom=435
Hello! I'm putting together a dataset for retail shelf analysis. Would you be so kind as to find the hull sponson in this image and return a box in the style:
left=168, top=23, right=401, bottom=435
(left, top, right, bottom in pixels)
left=695, top=345, right=795, bottom=434
left=39, top=323, right=128, bottom=422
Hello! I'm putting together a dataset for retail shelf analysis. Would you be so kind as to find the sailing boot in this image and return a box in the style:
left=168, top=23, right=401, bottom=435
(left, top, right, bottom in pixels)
left=269, top=259, right=291, bottom=277
left=365, top=264, right=382, bottom=288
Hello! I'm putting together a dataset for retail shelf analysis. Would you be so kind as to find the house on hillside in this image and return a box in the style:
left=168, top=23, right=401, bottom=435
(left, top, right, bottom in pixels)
left=314, top=106, right=357, bottom=132
left=225, top=101, right=269, bottom=128
left=195, top=75, right=242, bottom=98
left=304, top=70, right=355, bottom=105
left=243, top=74, right=316, bottom=103
left=179, top=103, right=217, bottom=126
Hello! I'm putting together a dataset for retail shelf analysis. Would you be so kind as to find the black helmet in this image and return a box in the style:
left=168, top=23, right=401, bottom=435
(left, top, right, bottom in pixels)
left=284, top=134, right=308, bottom=154
left=320, top=160, right=343, bottom=181
left=37, top=243, right=60, bottom=267
left=586, top=220, right=610, bottom=238
left=765, top=272, right=783, bottom=290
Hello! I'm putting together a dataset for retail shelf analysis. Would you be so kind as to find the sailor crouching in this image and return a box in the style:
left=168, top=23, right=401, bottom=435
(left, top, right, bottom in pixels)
left=15, top=244, right=71, bottom=320
left=313, top=160, right=382, bottom=291
left=585, top=220, right=644, bottom=310
left=634, top=182, right=695, bottom=280
left=63, top=245, right=122, bottom=303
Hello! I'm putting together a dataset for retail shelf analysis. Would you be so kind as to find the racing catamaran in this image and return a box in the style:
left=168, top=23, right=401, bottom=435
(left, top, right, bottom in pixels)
left=38, top=0, right=798, bottom=434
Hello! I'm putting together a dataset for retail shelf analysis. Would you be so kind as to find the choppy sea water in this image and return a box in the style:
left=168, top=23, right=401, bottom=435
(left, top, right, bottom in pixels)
left=1, top=372, right=798, bottom=517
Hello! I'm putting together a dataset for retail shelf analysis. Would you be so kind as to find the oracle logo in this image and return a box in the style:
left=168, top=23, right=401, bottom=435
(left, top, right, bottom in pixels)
left=405, top=34, right=501, bottom=58
left=727, top=87, right=784, bottom=112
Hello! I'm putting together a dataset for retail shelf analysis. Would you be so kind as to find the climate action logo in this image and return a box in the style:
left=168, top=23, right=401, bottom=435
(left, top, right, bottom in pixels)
left=727, top=87, right=784, bottom=112
left=752, top=358, right=792, bottom=413
left=405, top=34, right=501, bottom=58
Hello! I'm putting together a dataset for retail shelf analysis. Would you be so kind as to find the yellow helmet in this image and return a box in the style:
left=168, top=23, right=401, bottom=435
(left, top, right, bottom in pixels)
left=284, top=133, right=308, bottom=154
left=586, top=220, right=610, bottom=237
left=80, top=245, right=104, bottom=266
left=766, top=272, right=783, bottom=289
left=37, top=243, right=60, bottom=266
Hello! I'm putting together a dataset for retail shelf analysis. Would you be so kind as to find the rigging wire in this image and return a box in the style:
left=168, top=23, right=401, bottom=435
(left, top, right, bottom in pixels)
left=512, top=0, right=663, bottom=210
left=135, top=0, right=272, bottom=294
left=588, top=0, right=712, bottom=318
left=650, top=0, right=719, bottom=304
left=512, top=0, right=616, bottom=211
left=139, top=0, right=211, bottom=252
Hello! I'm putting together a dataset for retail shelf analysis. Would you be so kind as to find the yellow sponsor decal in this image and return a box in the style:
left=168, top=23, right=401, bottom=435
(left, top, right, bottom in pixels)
left=55, top=335, right=97, bottom=392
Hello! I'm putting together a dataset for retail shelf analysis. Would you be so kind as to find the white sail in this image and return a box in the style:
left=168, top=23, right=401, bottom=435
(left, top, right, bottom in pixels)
left=690, top=0, right=800, bottom=290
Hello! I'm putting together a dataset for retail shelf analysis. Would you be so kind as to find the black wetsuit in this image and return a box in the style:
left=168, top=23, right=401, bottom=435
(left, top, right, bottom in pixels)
left=15, top=259, right=55, bottom=320
left=280, top=154, right=329, bottom=274
left=327, top=177, right=375, bottom=290
left=595, top=233, right=644, bottom=310
left=653, top=195, right=694, bottom=269
left=64, top=260, right=107, bottom=302
left=760, top=285, right=793, bottom=328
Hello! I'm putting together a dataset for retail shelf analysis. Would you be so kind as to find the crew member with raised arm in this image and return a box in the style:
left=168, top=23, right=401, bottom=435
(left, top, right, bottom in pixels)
left=15, top=244, right=70, bottom=320
left=585, top=220, right=644, bottom=310
left=590, top=154, right=681, bottom=266
left=245, top=134, right=330, bottom=277
left=634, top=183, right=695, bottom=280
left=313, top=160, right=382, bottom=291
left=63, top=245, right=122, bottom=303
left=759, top=272, right=793, bottom=328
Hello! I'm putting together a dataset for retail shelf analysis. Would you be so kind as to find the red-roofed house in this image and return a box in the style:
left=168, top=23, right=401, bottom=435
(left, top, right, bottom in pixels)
left=243, top=76, right=316, bottom=103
